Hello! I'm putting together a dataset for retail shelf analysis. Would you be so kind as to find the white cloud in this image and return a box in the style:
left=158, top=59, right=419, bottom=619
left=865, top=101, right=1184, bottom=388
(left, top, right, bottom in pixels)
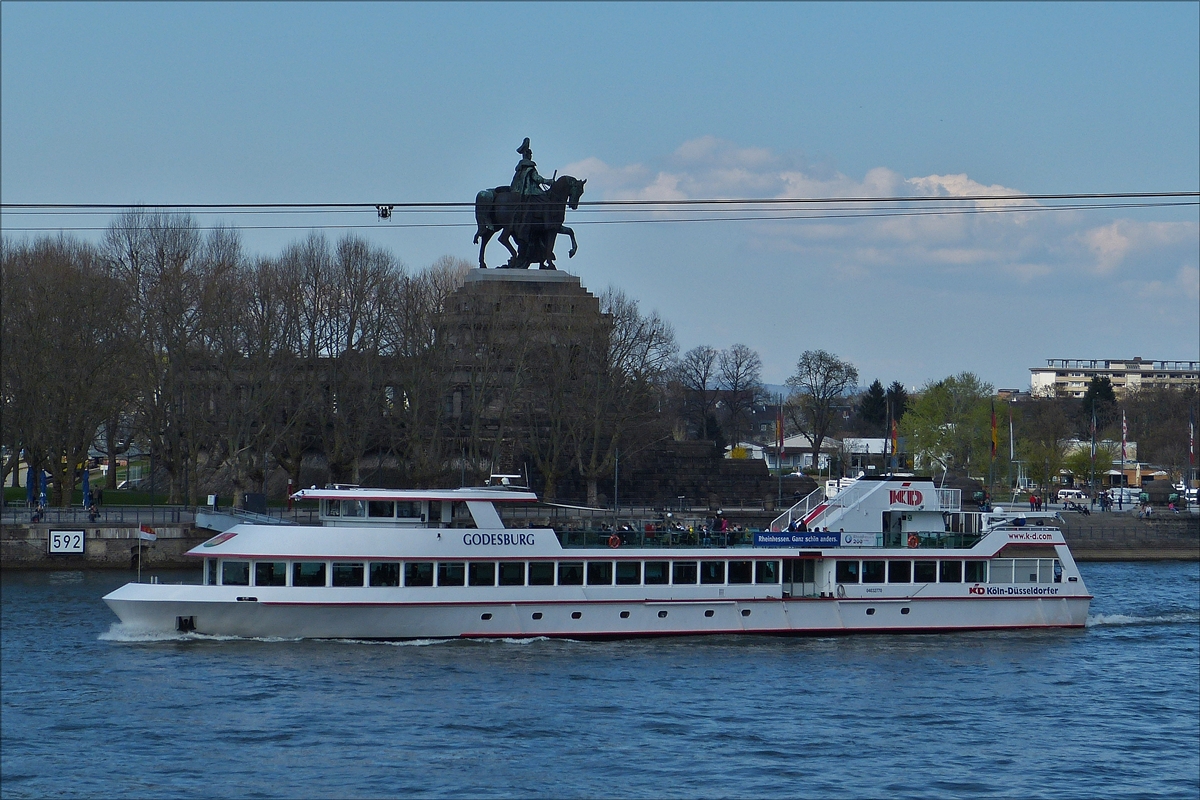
left=565, top=138, right=1198, bottom=305
left=1076, top=220, right=1199, bottom=275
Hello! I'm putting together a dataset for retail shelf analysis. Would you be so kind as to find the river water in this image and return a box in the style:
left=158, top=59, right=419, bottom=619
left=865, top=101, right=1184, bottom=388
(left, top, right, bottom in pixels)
left=2, top=561, right=1197, bottom=799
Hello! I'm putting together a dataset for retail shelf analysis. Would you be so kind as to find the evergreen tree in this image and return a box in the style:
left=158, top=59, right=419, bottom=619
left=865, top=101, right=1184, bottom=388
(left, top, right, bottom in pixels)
left=857, top=379, right=888, bottom=433
left=1078, top=376, right=1118, bottom=436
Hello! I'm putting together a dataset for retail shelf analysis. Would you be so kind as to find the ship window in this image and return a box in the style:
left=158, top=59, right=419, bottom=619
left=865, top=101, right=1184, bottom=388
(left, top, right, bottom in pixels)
left=404, top=562, right=433, bottom=587
left=1038, top=559, right=1056, bottom=583
left=368, top=501, right=395, bottom=518
left=498, top=561, right=526, bottom=586
left=254, top=561, right=287, bottom=587
left=571, top=611, right=582, bottom=620
left=1014, top=559, right=1038, bottom=583
left=341, top=500, right=366, bottom=518
left=644, top=561, right=669, bottom=585
left=558, top=562, right=584, bottom=586
left=587, top=561, right=613, bottom=585
left=437, top=562, right=465, bottom=586
left=835, top=561, right=860, bottom=584
left=396, top=501, right=418, bottom=518
left=206, top=558, right=217, bottom=586
left=700, top=561, right=725, bottom=584
left=370, top=562, right=400, bottom=587
left=658, top=610, right=668, bottom=618
left=333, top=562, right=365, bottom=587
left=914, top=561, right=937, bottom=583
left=616, top=562, right=641, bottom=585
left=293, top=561, right=327, bottom=587
left=939, top=561, right=962, bottom=583
left=705, top=609, right=715, bottom=617
left=672, top=562, right=698, bottom=584
left=324, top=500, right=340, bottom=517
left=222, top=560, right=250, bottom=586
left=964, top=561, right=988, bottom=582
left=528, top=562, right=554, bottom=585
left=728, top=561, right=753, bottom=584
left=468, top=562, right=496, bottom=586
left=989, top=559, right=1014, bottom=583
left=888, top=561, right=911, bottom=583
left=620, top=610, right=631, bottom=619
left=755, top=561, right=780, bottom=584
left=862, top=561, right=886, bottom=584
left=531, top=612, right=543, bottom=620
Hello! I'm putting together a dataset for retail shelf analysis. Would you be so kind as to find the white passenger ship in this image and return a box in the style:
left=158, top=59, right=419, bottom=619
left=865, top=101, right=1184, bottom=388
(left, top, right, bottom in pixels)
left=103, top=476, right=1091, bottom=639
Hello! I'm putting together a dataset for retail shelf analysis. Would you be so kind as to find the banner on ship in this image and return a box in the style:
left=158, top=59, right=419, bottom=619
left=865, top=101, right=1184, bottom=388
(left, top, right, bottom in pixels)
left=755, top=531, right=840, bottom=547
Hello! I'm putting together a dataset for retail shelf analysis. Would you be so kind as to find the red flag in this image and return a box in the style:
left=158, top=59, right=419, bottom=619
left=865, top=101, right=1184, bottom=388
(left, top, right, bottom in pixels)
left=138, top=524, right=157, bottom=542
left=776, top=404, right=785, bottom=458
left=990, top=400, right=998, bottom=459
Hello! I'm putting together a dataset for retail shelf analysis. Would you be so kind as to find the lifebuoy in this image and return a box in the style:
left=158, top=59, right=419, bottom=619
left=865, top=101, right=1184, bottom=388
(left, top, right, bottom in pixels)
left=608, top=534, right=621, bottom=549
left=907, top=534, right=920, bottom=549
left=836, top=584, right=846, bottom=598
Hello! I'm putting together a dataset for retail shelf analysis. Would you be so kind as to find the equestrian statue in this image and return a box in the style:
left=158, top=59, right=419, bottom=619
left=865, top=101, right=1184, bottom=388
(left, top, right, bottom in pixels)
left=474, top=138, right=586, bottom=269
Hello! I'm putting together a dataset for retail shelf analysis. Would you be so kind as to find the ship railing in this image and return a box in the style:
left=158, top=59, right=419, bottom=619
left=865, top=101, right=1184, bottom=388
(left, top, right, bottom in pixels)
left=887, top=531, right=984, bottom=549
left=768, top=487, right=827, bottom=532
left=936, top=488, right=961, bottom=511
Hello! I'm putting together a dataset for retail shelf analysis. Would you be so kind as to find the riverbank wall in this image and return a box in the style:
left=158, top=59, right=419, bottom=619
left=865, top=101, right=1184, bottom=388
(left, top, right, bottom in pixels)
left=1, top=523, right=208, bottom=570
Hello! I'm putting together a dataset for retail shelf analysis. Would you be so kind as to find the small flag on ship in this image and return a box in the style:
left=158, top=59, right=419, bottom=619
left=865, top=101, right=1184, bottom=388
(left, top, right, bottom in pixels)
left=138, top=524, right=157, bottom=542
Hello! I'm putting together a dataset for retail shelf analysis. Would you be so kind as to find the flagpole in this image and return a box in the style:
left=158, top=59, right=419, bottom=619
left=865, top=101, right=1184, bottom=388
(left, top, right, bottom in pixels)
left=777, top=393, right=783, bottom=508
left=1090, top=399, right=1097, bottom=506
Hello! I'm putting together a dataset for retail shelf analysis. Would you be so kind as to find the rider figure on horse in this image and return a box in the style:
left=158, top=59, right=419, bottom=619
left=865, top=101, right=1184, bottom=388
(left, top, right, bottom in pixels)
left=511, top=138, right=552, bottom=198
left=510, top=138, right=553, bottom=259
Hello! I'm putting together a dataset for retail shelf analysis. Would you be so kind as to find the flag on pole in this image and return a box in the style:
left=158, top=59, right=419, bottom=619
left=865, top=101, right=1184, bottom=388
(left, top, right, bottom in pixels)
left=1121, top=410, right=1127, bottom=463
left=990, top=401, right=998, bottom=459
left=1189, top=408, right=1195, bottom=468
left=890, top=417, right=899, bottom=461
left=1009, top=407, right=1015, bottom=461
left=776, top=400, right=785, bottom=460
left=138, top=524, right=157, bottom=542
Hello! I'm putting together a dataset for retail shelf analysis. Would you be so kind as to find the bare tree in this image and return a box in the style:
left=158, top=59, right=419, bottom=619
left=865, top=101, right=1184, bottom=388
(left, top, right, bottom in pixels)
left=675, top=345, right=721, bottom=442
left=104, top=209, right=229, bottom=503
left=785, top=349, right=858, bottom=471
left=2, top=235, right=132, bottom=505
left=718, top=343, right=763, bottom=447
left=571, top=289, right=677, bottom=507
left=379, top=256, right=466, bottom=485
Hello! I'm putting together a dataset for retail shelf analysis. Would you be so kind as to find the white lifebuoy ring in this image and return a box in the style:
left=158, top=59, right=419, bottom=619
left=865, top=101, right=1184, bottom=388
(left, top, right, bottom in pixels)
left=836, top=584, right=846, bottom=598
left=608, top=534, right=620, bottom=549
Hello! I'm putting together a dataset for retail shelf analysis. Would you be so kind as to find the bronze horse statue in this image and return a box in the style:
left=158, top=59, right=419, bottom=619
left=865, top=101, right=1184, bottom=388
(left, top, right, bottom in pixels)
left=474, top=175, right=586, bottom=269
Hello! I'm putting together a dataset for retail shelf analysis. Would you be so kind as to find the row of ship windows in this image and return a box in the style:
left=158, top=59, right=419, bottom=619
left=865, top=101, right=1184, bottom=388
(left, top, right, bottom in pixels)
left=205, top=559, right=784, bottom=588
left=835, top=558, right=1063, bottom=584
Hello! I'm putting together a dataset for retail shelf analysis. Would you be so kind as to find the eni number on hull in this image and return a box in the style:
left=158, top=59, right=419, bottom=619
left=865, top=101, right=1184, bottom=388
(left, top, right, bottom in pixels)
left=103, top=476, right=1091, bottom=639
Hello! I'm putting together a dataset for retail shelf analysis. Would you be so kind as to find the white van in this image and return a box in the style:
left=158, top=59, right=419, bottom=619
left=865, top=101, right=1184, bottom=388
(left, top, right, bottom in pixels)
left=1057, top=489, right=1088, bottom=503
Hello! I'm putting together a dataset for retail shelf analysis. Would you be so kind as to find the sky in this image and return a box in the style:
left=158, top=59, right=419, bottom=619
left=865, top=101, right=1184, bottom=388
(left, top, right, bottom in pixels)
left=3, top=2, right=1198, bottom=392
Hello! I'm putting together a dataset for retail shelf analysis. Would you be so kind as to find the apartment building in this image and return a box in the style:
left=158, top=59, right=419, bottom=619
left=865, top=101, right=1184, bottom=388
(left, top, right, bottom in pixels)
left=1030, top=357, right=1199, bottom=398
